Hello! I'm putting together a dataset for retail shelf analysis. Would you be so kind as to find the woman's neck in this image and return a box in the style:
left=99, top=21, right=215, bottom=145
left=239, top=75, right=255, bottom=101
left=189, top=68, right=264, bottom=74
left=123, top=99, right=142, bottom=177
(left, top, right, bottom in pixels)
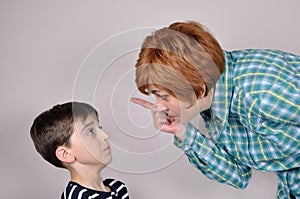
left=198, top=86, right=214, bottom=112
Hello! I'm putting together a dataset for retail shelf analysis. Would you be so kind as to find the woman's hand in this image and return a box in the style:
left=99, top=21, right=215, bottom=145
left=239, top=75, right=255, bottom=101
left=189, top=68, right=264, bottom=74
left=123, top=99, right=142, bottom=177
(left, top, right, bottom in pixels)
left=130, top=97, right=187, bottom=141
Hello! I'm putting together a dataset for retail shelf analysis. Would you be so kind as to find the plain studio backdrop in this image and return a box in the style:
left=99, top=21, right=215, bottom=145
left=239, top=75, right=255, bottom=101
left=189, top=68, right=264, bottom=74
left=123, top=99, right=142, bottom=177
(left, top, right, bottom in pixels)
left=1, top=0, right=299, bottom=198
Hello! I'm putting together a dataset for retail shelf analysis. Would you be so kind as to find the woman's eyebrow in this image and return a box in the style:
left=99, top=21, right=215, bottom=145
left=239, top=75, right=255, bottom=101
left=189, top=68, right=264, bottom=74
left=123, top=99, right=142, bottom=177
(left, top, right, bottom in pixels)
left=150, top=90, right=160, bottom=95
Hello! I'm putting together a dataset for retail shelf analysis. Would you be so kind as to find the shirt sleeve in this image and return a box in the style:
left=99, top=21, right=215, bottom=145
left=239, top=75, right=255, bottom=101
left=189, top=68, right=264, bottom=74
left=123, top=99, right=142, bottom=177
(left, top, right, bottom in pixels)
left=174, top=122, right=252, bottom=189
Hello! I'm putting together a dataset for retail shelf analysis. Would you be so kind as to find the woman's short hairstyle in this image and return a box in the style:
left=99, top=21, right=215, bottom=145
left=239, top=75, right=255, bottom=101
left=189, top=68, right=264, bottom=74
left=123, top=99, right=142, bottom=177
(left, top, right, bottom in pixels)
left=135, top=21, right=225, bottom=105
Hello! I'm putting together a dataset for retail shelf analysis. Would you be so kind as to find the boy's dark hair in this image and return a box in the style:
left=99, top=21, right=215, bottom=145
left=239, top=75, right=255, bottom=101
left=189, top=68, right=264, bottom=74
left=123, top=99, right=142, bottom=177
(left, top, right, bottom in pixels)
left=30, top=102, right=98, bottom=168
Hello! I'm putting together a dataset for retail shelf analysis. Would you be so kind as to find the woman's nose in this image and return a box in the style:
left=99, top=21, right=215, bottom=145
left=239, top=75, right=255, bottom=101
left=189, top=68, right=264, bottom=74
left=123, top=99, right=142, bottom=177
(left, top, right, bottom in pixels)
left=155, top=98, right=169, bottom=112
left=156, top=97, right=166, bottom=106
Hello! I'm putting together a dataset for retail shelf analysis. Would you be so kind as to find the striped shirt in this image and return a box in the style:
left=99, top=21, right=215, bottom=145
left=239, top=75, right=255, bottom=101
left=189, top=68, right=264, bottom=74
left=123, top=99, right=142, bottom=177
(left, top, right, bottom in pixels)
left=61, top=179, right=129, bottom=199
left=174, top=49, right=300, bottom=197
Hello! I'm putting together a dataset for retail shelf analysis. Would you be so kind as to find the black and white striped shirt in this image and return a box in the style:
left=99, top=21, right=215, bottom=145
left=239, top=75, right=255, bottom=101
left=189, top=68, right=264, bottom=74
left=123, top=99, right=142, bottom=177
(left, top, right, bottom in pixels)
left=61, top=179, right=129, bottom=199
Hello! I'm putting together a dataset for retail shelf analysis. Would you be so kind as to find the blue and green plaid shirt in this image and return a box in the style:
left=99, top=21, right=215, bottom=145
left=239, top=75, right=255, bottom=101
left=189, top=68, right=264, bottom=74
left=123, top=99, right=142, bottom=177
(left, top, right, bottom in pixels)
left=174, top=49, right=300, bottom=197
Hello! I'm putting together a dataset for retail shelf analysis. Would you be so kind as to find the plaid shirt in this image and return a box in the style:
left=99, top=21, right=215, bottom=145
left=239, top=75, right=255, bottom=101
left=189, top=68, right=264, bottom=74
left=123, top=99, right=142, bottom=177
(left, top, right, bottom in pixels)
left=174, top=49, right=300, bottom=196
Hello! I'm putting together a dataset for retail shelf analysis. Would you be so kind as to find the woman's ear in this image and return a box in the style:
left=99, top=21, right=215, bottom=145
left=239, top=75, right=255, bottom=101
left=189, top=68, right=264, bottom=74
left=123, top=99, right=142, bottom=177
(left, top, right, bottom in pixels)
left=197, top=83, right=207, bottom=99
left=56, top=146, right=75, bottom=163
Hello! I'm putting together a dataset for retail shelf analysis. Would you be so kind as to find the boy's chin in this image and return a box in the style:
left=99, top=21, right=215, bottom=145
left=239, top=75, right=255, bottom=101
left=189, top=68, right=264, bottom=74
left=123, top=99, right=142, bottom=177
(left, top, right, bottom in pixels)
left=107, top=157, right=113, bottom=165
left=102, top=157, right=112, bottom=166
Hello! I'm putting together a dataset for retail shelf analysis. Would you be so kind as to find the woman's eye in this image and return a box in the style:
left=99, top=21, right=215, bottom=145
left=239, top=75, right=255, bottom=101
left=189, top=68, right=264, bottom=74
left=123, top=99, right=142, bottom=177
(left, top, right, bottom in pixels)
left=155, top=94, right=168, bottom=101
left=98, top=125, right=103, bottom=130
left=161, top=95, right=168, bottom=100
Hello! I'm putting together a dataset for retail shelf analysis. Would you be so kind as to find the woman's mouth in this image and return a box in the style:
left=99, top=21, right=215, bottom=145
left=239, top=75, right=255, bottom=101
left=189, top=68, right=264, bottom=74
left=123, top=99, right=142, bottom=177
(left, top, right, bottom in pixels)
left=167, top=115, right=176, bottom=122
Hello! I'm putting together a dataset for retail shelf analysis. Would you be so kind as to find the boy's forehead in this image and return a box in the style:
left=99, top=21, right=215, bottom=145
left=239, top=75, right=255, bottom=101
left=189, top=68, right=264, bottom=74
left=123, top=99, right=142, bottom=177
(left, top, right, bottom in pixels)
left=74, top=113, right=98, bottom=124
left=72, top=114, right=99, bottom=133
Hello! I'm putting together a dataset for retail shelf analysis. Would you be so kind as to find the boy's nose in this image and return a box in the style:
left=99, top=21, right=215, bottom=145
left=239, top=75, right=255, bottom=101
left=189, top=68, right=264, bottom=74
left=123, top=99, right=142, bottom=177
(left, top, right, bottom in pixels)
left=102, top=130, right=110, bottom=140
left=96, top=128, right=110, bottom=140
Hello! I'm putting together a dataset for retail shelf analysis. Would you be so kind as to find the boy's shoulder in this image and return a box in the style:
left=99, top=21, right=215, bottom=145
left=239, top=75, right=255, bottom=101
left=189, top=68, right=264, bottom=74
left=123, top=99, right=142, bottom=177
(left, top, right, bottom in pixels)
left=61, top=179, right=129, bottom=199
left=104, top=178, right=129, bottom=198
left=103, top=178, right=127, bottom=190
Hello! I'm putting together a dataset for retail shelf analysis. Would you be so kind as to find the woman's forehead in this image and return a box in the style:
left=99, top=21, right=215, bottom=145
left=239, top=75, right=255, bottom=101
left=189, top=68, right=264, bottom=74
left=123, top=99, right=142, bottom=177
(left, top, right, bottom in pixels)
left=147, top=85, right=168, bottom=93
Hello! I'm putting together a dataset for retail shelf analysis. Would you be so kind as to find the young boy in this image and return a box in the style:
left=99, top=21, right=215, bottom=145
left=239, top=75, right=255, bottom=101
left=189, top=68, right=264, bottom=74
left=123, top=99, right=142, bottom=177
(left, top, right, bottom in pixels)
left=30, top=101, right=129, bottom=199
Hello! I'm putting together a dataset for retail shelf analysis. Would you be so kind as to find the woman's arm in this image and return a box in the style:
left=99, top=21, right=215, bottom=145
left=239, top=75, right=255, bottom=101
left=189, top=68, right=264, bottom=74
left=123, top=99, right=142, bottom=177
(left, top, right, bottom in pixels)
left=174, top=123, right=252, bottom=189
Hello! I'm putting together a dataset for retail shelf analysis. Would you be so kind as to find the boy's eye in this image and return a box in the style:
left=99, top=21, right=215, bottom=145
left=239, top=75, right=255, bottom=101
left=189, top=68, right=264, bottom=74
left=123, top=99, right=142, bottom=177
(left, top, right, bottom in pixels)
left=87, top=129, right=94, bottom=135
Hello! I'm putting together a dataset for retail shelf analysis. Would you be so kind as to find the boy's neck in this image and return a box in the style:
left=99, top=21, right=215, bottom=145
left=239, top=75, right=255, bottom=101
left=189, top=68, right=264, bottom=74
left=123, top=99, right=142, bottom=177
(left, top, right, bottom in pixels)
left=69, top=165, right=110, bottom=192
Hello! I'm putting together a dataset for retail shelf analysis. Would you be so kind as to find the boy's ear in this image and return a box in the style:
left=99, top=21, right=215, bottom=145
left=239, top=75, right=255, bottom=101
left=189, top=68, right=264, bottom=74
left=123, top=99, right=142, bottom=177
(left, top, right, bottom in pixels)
left=56, top=146, right=75, bottom=163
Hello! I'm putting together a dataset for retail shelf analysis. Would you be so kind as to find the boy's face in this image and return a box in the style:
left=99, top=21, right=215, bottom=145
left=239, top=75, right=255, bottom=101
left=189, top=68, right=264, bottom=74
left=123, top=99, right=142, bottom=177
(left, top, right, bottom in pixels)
left=70, top=114, right=112, bottom=167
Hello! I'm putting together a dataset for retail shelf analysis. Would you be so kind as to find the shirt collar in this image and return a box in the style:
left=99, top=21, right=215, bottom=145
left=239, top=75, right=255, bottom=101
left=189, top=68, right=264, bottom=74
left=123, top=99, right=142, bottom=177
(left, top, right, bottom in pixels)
left=210, top=50, right=234, bottom=125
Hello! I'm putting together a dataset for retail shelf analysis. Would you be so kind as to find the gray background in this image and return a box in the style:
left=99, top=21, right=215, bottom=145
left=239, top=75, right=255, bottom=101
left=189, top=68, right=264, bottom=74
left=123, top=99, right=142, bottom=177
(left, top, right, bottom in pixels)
left=1, top=0, right=299, bottom=198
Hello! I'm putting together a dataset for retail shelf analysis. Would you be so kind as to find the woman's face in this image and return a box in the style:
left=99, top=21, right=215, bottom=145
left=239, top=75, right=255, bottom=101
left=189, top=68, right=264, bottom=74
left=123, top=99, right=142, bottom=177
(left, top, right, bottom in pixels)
left=148, top=86, right=205, bottom=124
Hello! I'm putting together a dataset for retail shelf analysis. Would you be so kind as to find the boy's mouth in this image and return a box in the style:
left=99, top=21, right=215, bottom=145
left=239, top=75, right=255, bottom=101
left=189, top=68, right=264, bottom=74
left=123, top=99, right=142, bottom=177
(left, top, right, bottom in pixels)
left=103, top=145, right=110, bottom=152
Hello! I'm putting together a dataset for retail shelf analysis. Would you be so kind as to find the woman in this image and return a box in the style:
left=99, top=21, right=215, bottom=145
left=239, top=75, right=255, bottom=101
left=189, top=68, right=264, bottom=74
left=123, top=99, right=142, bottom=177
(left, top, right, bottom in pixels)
left=131, top=21, right=300, bottom=198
